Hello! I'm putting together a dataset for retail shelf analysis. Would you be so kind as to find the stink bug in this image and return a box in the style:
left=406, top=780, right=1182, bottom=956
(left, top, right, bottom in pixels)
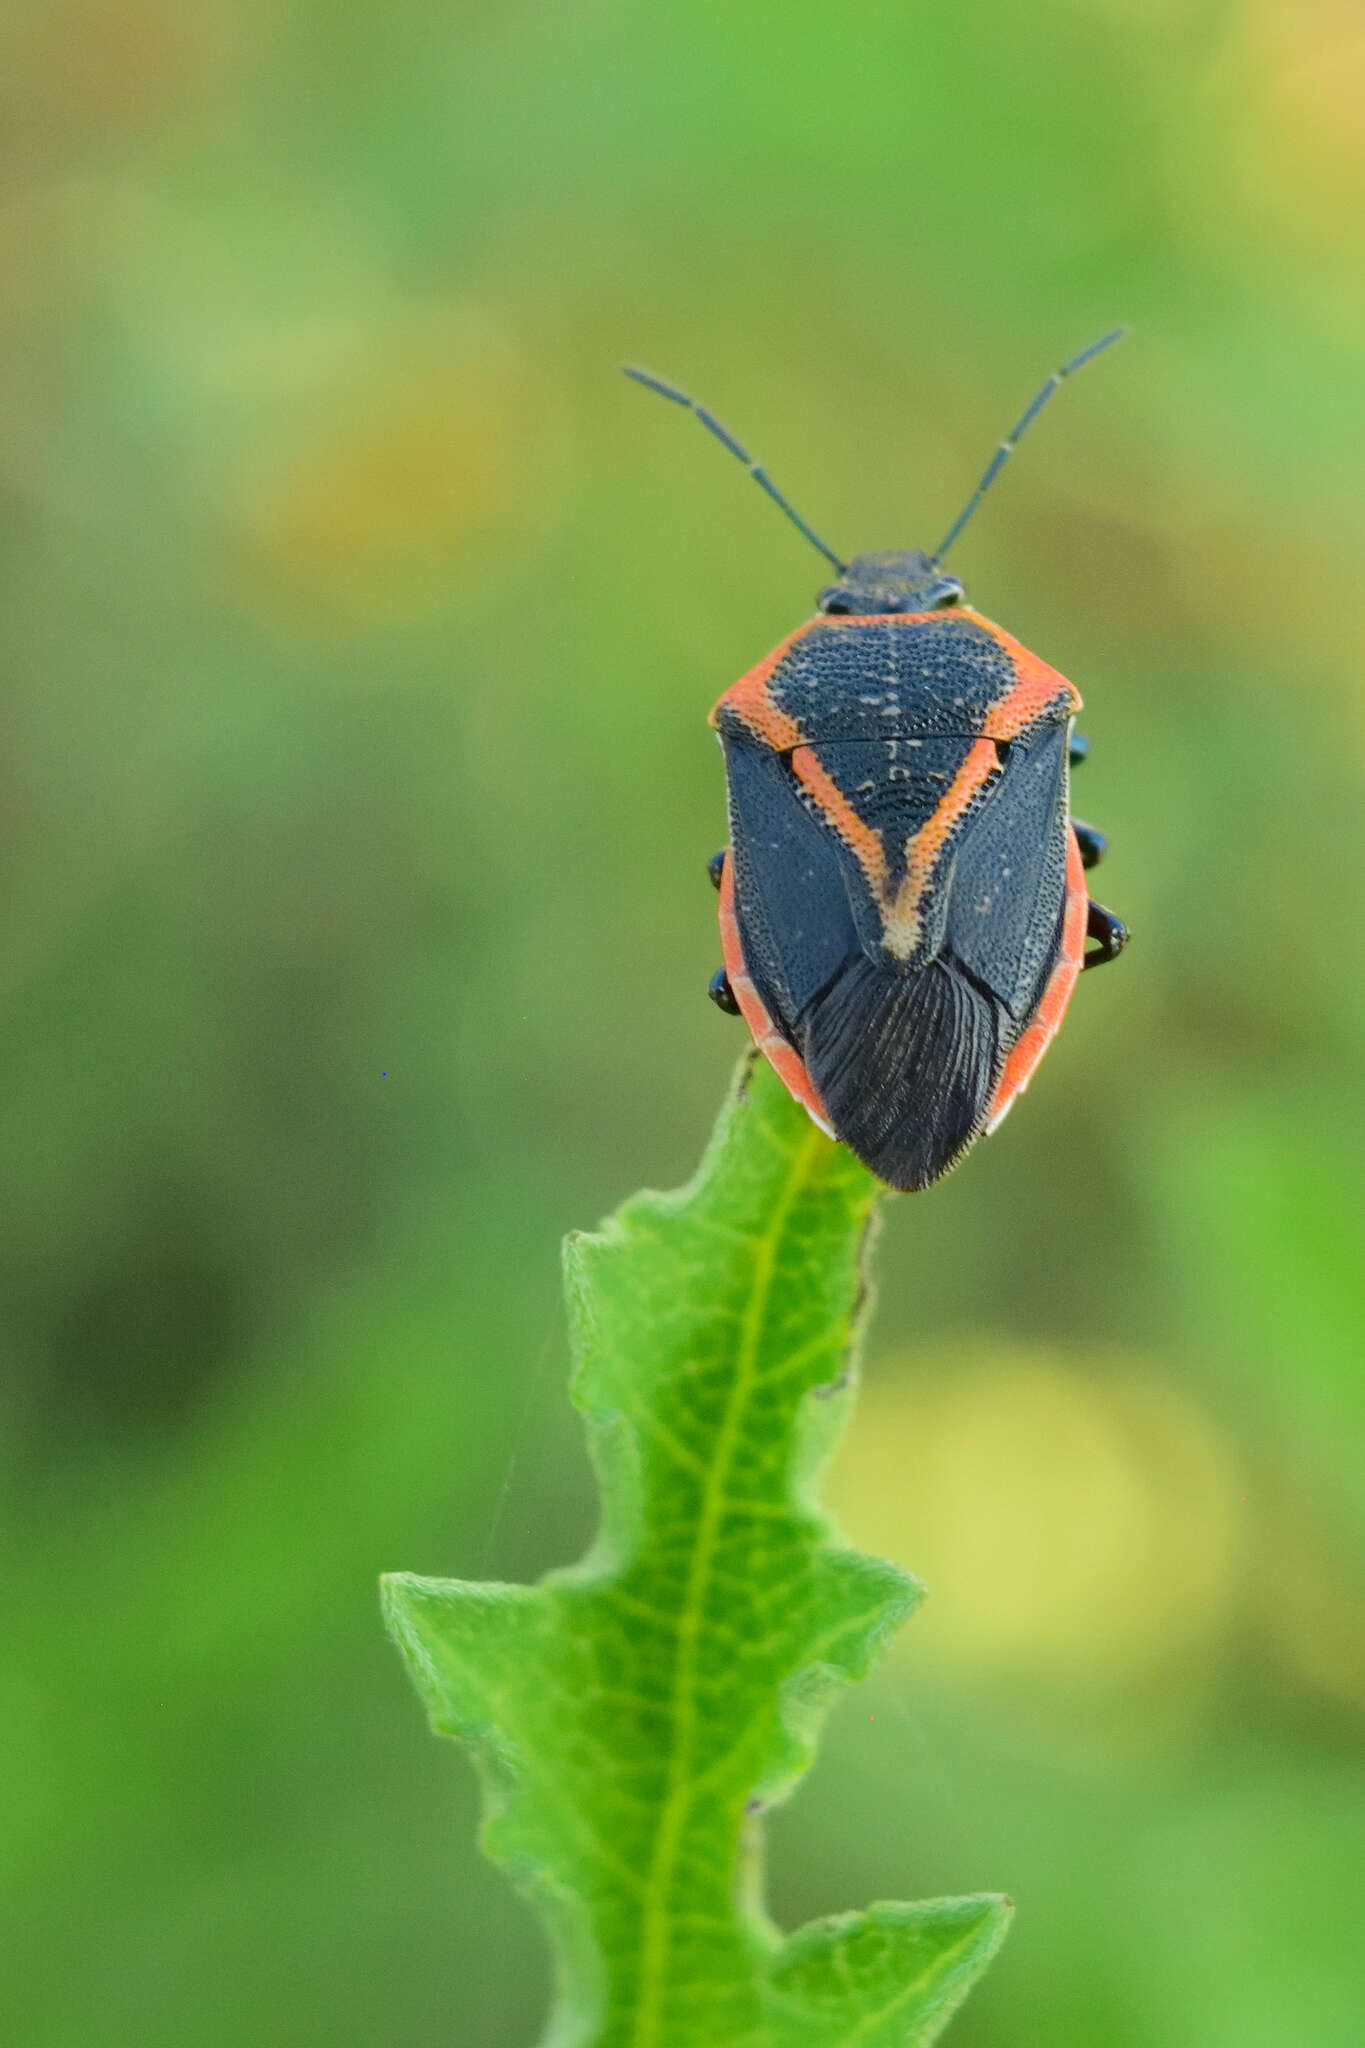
left=626, top=332, right=1130, bottom=1191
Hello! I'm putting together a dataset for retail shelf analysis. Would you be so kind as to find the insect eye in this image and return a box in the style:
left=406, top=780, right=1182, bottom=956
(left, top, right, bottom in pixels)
left=936, top=590, right=960, bottom=607
left=822, top=598, right=852, bottom=614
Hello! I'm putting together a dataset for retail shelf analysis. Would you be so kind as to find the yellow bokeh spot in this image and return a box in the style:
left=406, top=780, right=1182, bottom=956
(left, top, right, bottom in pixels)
left=1182, top=0, right=1365, bottom=296
left=233, top=310, right=565, bottom=637
left=1242, top=0, right=1365, bottom=181
left=828, top=1345, right=1243, bottom=1699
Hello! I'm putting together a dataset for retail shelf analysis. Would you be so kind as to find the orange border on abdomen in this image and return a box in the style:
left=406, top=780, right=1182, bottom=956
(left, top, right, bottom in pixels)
left=985, top=827, right=1088, bottom=1132
left=717, top=854, right=834, bottom=1137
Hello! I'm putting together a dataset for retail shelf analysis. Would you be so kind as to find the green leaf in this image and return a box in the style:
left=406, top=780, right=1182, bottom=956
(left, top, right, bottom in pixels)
left=383, top=1055, right=1010, bottom=2047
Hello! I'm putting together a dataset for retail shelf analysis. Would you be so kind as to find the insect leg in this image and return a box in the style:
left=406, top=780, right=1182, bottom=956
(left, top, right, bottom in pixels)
left=708, top=968, right=741, bottom=1013
left=1073, top=820, right=1107, bottom=869
left=1083, top=900, right=1128, bottom=969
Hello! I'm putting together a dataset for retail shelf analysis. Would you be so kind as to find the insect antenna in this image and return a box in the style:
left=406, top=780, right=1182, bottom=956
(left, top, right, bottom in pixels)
left=932, top=325, right=1127, bottom=564
left=623, top=364, right=847, bottom=573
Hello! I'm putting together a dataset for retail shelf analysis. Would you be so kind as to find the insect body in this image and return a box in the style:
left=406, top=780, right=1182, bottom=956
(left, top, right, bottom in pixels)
left=626, top=336, right=1129, bottom=1191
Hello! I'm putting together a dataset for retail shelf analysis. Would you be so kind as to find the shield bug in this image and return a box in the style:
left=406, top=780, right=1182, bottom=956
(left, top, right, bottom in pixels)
left=625, top=332, right=1130, bottom=1191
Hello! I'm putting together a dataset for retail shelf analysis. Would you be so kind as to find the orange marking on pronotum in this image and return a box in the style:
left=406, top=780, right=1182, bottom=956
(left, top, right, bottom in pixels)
left=717, top=609, right=1079, bottom=745
left=986, top=827, right=1088, bottom=1129
left=718, top=854, right=833, bottom=1135
left=709, top=620, right=813, bottom=747
left=716, top=604, right=1083, bottom=975
left=968, top=609, right=1084, bottom=737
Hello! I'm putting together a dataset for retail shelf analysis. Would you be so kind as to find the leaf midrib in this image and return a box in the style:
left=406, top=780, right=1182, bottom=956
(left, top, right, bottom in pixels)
left=630, top=1124, right=824, bottom=2048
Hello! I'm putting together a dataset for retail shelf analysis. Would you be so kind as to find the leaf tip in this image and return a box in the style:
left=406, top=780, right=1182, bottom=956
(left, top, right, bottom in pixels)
left=768, top=1892, right=1013, bottom=2044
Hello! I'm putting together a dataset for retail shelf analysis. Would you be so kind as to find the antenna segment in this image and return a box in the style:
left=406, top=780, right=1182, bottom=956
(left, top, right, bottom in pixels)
left=933, top=325, right=1127, bottom=564
left=623, top=364, right=847, bottom=573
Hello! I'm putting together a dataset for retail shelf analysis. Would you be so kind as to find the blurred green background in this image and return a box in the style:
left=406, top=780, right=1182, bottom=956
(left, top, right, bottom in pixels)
left=2, top=1, right=1362, bottom=2042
